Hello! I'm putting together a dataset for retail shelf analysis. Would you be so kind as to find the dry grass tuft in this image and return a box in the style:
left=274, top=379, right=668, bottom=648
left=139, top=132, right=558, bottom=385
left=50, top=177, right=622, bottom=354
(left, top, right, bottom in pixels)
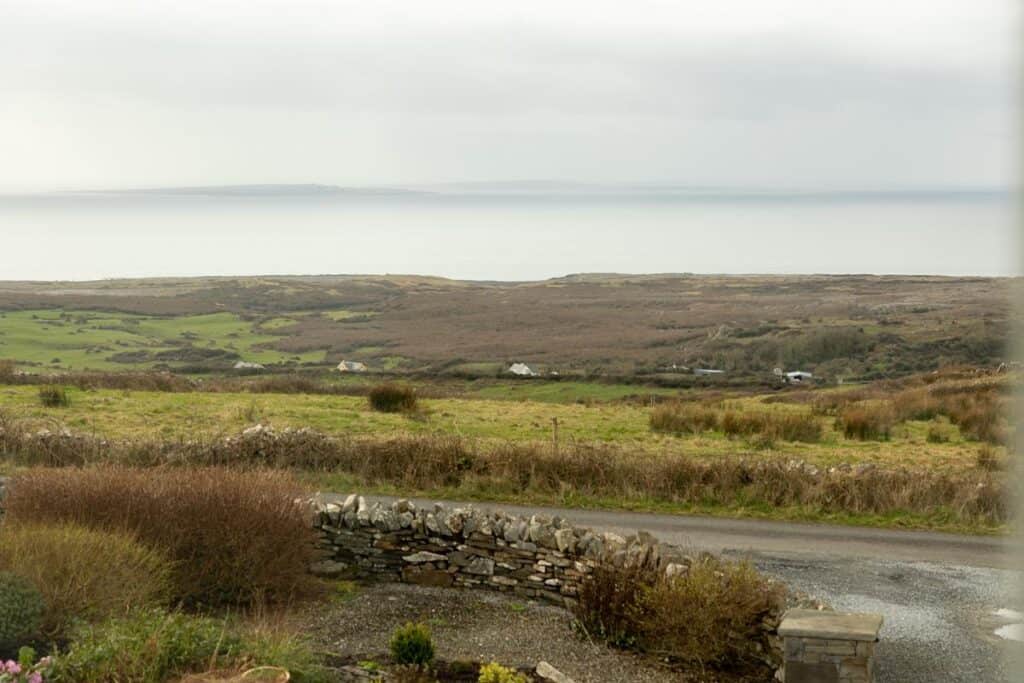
left=3, top=466, right=319, bottom=609
left=0, top=522, right=172, bottom=639
left=367, top=383, right=418, bottom=413
left=649, top=402, right=719, bottom=434
left=837, top=403, right=896, bottom=441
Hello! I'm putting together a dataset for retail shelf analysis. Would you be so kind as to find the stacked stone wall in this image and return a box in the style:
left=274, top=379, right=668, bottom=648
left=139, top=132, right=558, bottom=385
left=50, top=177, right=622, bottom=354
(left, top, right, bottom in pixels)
left=311, top=495, right=667, bottom=607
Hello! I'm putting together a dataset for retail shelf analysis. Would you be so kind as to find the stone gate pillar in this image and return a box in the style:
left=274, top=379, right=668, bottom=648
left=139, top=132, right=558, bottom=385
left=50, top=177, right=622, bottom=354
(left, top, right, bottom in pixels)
left=777, top=609, right=883, bottom=683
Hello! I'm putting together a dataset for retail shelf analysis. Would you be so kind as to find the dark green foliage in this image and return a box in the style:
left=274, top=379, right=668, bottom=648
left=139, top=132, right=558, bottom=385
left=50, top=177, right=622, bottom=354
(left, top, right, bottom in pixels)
left=389, top=622, right=435, bottom=666
left=38, top=385, right=71, bottom=407
left=0, top=571, right=45, bottom=652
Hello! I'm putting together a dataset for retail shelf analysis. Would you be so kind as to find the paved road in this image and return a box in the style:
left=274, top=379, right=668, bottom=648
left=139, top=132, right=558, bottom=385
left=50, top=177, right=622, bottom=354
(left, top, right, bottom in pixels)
left=339, top=495, right=1022, bottom=682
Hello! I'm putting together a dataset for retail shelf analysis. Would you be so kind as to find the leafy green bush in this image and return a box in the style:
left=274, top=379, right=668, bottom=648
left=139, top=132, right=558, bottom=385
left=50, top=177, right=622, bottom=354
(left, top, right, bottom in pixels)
left=3, top=467, right=317, bottom=609
left=37, top=385, right=71, bottom=408
left=478, top=661, right=529, bottom=683
left=0, top=523, right=171, bottom=639
left=49, top=609, right=325, bottom=683
left=389, top=622, right=434, bottom=667
left=0, top=572, right=44, bottom=653
left=477, top=663, right=528, bottom=683
left=925, top=421, right=953, bottom=444
left=368, top=384, right=418, bottom=413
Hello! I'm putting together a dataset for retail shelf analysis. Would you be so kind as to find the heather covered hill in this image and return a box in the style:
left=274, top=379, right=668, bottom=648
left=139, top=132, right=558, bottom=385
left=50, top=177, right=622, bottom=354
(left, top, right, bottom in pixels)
left=0, top=274, right=1011, bottom=380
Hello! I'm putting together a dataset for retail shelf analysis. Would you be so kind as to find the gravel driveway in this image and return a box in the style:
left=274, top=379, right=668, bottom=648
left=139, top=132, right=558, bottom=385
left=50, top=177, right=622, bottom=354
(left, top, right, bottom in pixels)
left=301, top=582, right=686, bottom=682
left=346, top=495, right=1023, bottom=682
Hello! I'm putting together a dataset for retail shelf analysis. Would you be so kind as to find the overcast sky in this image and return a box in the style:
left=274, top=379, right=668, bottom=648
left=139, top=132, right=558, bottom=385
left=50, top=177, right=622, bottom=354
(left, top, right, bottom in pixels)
left=0, top=0, right=1018, bottom=192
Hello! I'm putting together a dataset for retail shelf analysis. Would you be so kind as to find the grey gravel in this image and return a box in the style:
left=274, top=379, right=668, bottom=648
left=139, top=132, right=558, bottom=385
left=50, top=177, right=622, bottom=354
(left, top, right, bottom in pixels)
left=300, top=582, right=683, bottom=682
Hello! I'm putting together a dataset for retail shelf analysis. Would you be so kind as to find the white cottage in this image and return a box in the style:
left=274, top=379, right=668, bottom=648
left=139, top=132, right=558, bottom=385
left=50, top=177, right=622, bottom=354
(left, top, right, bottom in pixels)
left=507, top=362, right=537, bottom=377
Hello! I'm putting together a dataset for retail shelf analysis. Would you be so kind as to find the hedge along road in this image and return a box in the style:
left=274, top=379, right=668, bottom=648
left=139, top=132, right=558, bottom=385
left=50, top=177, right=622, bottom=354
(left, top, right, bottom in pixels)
left=330, top=495, right=1021, bottom=683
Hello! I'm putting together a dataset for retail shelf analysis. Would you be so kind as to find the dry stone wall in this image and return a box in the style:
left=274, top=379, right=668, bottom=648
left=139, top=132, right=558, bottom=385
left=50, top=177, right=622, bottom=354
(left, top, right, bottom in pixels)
left=311, top=494, right=670, bottom=607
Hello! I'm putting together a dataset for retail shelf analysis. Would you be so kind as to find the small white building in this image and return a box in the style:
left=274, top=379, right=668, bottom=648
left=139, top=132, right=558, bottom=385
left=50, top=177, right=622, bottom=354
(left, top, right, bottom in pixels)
left=507, top=362, right=537, bottom=377
left=785, top=371, right=814, bottom=384
left=336, top=360, right=368, bottom=373
left=693, top=368, right=724, bottom=376
left=233, top=361, right=265, bottom=370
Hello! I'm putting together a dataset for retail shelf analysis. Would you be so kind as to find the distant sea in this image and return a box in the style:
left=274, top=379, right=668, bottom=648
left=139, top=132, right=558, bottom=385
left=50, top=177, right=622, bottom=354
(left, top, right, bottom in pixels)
left=0, top=190, right=1015, bottom=280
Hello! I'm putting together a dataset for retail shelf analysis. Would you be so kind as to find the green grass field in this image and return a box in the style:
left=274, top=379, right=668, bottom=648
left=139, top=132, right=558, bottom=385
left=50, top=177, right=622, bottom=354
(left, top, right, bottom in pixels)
left=0, top=309, right=324, bottom=371
left=0, top=383, right=988, bottom=473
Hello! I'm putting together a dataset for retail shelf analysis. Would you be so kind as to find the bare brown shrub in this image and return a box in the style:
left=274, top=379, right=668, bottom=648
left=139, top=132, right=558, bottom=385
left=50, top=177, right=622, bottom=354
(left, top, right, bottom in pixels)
left=636, top=557, right=785, bottom=669
left=576, top=557, right=785, bottom=675
left=892, top=388, right=943, bottom=421
left=720, top=411, right=821, bottom=443
left=944, top=393, right=1007, bottom=444
left=575, top=562, right=658, bottom=648
left=3, top=467, right=318, bottom=608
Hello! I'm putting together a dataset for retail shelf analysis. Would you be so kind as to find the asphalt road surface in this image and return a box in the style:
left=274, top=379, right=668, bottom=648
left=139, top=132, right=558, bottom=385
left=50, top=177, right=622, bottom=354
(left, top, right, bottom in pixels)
left=339, top=495, right=1022, bottom=682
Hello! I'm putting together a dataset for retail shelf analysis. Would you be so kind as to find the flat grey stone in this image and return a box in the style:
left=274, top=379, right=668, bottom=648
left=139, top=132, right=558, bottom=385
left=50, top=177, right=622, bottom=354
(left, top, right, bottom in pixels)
left=536, top=661, right=577, bottom=683
left=778, top=609, right=883, bottom=642
left=308, top=559, right=349, bottom=578
left=403, top=551, right=447, bottom=563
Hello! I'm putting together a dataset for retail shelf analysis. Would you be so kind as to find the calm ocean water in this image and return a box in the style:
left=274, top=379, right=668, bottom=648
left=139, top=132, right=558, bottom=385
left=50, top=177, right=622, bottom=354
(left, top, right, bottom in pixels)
left=0, top=192, right=1015, bottom=280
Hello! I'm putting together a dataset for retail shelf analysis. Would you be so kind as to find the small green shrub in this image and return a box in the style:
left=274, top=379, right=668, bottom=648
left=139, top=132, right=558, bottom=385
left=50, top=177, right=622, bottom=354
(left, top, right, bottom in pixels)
left=925, top=421, right=953, bottom=444
left=50, top=608, right=325, bottom=683
left=478, top=661, right=529, bottom=683
left=368, top=383, right=418, bottom=413
left=0, top=522, right=172, bottom=639
left=38, top=385, right=71, bottom=408
left=0, top=572, right=45, bottom=652
left=389, top=622, right=435, bottom=667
